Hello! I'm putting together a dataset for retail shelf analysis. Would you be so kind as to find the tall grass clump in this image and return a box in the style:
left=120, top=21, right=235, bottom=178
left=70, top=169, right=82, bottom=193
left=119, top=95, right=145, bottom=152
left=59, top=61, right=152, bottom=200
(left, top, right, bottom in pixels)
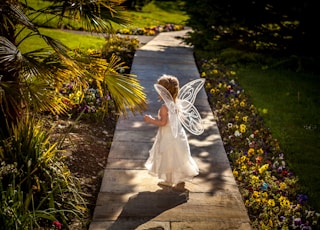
left=0, top=117, right=87, bottom=229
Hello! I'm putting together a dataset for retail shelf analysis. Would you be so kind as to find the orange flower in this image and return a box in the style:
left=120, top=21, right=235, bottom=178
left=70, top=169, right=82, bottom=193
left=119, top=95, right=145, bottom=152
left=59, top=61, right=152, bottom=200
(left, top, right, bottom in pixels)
left=256, top=155, right=263, bottom=164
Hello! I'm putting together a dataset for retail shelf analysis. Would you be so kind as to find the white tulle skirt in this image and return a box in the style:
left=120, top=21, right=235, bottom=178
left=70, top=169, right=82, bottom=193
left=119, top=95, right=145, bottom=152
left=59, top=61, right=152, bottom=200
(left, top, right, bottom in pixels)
left=145, top=120, right=199, bottom=185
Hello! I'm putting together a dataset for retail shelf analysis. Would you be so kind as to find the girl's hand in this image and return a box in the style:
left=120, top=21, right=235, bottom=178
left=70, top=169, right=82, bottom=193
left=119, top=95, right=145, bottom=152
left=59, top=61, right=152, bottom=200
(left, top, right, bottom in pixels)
left=144, top=115, right=153, bottom=123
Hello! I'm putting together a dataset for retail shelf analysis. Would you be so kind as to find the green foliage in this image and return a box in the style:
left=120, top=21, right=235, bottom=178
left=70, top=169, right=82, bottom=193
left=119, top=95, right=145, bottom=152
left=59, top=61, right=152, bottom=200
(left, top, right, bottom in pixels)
left=0, top=117, right=86, bottom=229
left=184, top=0, right=320, bottom=58
left=101, top=35, right=140, bottom=68
left=26, top=0, right=188, bottom=33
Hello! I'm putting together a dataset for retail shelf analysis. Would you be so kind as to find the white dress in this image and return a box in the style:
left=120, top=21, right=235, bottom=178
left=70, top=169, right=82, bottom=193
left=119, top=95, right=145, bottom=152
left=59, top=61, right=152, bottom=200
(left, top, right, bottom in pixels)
left=145, top=106, right=199, bottom=185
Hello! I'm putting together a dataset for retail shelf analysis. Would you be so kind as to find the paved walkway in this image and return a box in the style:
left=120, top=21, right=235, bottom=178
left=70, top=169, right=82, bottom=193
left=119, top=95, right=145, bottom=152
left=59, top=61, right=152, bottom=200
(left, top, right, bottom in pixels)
left=89, top=30, right=252, bottom=230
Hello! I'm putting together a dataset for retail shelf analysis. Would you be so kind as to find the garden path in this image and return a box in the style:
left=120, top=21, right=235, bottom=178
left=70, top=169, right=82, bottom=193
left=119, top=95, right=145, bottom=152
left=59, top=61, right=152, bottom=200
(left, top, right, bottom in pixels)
left=89, top=29, right=252, bottom=230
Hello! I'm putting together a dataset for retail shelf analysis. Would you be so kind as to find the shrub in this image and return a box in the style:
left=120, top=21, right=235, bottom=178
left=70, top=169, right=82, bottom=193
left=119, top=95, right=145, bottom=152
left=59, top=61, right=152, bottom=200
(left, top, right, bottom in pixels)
left=58, top=36, right=141, bottom=120
left=0, top=117, right=86, bottom=229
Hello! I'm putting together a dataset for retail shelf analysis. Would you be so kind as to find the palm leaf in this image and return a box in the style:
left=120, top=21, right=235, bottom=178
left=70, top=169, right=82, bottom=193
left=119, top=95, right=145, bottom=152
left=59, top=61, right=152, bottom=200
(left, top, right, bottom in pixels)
left=77, top=54, right=147, bottom=115
left=33, top=0, right=130, bottom=33
left=22, top=78, right=69, bottom=115
left=0, top=36, right=22, bottom=72
left=0, top=1, right=37, bottom=33
left=102, top=55, right=147, bottom=115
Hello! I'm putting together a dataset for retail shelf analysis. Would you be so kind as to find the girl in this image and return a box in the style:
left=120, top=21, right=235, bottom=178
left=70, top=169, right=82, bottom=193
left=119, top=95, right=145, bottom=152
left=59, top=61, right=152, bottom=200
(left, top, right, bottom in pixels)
left=144, top=74, right=200, bottom=190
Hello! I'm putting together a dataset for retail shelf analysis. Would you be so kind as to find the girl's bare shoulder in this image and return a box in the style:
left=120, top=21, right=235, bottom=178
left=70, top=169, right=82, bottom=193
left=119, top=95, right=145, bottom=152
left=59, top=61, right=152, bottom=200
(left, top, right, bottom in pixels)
left=160, top=104, right=168, bottom=111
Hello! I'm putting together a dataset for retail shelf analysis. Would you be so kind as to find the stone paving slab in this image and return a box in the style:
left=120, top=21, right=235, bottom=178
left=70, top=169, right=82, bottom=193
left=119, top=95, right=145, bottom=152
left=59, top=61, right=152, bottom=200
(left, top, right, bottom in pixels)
left=90, top=220, right=251, bottom=230
left=89, top=30, right=252, bottom=230
left=93, top=191, right=247, bottom=220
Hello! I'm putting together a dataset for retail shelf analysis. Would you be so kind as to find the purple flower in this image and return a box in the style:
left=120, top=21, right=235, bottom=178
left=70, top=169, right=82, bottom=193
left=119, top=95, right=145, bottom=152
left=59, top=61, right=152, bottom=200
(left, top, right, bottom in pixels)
left=297, top=194, right=308, bottom=204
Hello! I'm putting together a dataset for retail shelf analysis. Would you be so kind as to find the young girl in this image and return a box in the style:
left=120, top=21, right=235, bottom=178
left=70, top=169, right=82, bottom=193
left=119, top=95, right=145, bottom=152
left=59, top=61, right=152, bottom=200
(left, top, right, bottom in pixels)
left=144, top=74, right=200, bottom=190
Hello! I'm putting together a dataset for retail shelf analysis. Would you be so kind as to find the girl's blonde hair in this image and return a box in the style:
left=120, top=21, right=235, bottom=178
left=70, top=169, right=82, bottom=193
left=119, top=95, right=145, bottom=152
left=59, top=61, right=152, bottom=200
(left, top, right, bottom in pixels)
left=157, top=74, right=179, bottom=101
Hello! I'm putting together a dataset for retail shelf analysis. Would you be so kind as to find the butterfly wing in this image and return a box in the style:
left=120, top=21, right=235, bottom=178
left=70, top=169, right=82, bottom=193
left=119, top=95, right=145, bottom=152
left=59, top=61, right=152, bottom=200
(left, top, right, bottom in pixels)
left=177, top=99, right=204, bottom=135
left=178, top=78, right=206, bottom=109
left=177, top=78, right=205, bottom=135
left=154, top=83, right=179, bottom=138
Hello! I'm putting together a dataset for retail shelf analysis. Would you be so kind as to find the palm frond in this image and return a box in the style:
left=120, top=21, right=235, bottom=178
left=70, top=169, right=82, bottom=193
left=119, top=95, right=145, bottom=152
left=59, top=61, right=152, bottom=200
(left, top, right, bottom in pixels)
left=0, top=36, right=22, bottom=73
left=21, top=48, right=59, bottom=80
left=35, top=0, right=130, bottom=33
left=74, top=54, right=147, bottom=115
left=40, top=34, right=71, bottom=56
left=0, top=1, right=37, bottom=33
left=23, top=78, right=69, bottom=115
left=103, top=55, right=147, bottom=115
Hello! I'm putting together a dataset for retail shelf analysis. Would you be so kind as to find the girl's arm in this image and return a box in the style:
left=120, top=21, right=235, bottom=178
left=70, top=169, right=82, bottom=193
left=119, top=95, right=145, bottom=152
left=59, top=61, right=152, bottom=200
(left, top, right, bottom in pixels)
left=144, top=105, right=168, bottom=126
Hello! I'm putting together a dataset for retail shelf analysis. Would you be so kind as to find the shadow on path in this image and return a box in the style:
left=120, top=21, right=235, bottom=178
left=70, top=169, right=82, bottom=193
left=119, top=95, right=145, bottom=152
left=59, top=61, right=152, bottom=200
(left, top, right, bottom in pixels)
left=108, top=188, right=189, bottom=230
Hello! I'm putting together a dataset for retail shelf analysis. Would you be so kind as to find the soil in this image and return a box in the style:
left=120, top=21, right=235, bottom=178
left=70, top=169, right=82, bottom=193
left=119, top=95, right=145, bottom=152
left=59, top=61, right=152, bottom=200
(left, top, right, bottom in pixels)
left=47, top=114, right=118, bottom=228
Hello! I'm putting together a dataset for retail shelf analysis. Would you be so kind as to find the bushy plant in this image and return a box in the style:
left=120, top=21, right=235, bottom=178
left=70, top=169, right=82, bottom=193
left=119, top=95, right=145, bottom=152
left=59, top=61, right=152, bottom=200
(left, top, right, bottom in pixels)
left=58, top=36, right=143, bottom=120
left=201, top=58, right=320, bottom=229
left=0, top=117, right=87, bottom=229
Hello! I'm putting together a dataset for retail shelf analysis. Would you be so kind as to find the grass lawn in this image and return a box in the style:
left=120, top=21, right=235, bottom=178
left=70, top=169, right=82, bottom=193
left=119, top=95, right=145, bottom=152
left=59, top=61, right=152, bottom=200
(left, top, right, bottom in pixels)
left=237, top=67, right=320, bottom=210
left=19, top=28, right=106, bottom=53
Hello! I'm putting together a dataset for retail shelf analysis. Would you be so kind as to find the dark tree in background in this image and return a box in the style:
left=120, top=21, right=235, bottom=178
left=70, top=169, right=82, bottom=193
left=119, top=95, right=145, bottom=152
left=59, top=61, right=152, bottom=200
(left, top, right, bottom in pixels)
left=183, top=0, right=319, bottom=58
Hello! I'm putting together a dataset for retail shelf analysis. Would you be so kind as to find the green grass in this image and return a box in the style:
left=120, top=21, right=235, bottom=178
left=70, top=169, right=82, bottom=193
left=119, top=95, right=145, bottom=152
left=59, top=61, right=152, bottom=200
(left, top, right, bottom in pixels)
left=123, top=0, right=188, bottom=28
left=237, top=67, right=320, bottom=210
left=19, top=28, right=106, bottom=53
left=25, top=0, right=188, bottom=31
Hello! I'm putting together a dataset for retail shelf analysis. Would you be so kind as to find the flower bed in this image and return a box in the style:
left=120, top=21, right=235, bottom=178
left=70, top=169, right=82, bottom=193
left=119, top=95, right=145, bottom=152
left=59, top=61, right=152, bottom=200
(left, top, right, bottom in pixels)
left=116, top=24, right=185, bottom=36
left=200, top=58, right=320, bottom=229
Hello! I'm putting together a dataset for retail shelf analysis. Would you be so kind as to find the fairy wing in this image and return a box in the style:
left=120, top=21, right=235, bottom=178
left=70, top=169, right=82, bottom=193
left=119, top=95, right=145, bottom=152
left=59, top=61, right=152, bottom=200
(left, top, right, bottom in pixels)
left=177, top=99, right=204, bottom=135
left=177, top=78, right=205, bottom=135
left=154, top=78, right=205, bottom=137
left=154, top=83, right=179, bottom=138
left=178, top=78, right=206, bottom=110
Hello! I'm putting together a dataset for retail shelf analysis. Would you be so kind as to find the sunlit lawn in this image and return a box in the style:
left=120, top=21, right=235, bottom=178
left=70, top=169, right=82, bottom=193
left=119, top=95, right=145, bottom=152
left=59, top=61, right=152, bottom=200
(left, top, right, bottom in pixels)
left=19, top=28, right=106, bottom=52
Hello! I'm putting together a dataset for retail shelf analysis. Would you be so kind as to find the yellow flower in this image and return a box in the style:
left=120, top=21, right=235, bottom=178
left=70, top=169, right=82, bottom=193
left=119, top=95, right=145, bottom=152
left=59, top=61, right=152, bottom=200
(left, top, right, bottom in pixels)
left=240, top=155, right=247, bottom=163
left=251, top=175, right=260, bottom=183
left=253, top=191, right=260, bottom=198
left=279, top=182, right=287, bottom=190
left=257, top=148, right=264, bottom=154
left=242, top=116, right=248, bottom=122
left=235, top=115, right=239, bottom=121
left=233, top=170, right=239, bottom=177
left=280, top=198, right=291, bottom=208
left=210, top=88, right=215, bottom=94
left=240, top=124, right=246, bottom=133
left=248, top=148, right=255, bottom=156
left=201, top=72, right=206, bottom=77
left=213, top=69, right=219, bottom=74
left=240, top=100, right=246, bottom=107
left=258, top=164, right=269, bottom=174
left=268, top=199, right=275, bottom=207
left=230, top=71, right=236, bottom=75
